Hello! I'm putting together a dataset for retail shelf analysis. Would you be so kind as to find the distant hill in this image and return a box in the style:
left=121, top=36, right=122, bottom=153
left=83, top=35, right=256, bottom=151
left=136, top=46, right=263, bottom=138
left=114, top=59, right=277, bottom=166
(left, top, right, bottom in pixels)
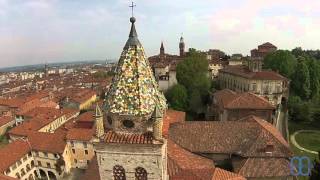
left=0, top=60, right=117, bottom=72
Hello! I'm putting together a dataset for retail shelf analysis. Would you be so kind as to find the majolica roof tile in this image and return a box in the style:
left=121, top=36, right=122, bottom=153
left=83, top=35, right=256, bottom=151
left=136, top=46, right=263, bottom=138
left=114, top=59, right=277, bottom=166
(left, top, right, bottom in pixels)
left=106, top=18, right=166, bottom=116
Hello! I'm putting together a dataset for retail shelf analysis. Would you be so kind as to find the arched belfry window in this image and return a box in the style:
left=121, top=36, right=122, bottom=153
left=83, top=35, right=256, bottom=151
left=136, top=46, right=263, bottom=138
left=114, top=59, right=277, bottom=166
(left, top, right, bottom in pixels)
left=135, top=167, right=147, bottom=180
left=113, top=165, right=126, bottom=180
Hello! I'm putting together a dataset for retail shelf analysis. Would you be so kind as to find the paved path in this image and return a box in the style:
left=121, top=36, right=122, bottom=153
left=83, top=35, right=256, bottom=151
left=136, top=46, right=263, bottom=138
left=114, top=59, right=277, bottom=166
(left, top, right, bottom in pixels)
left=290, top=130, right=320, bottom=154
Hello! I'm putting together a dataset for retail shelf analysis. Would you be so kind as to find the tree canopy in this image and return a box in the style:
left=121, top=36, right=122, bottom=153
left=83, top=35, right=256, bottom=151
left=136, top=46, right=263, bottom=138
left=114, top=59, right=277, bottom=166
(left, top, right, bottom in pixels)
left=264, top=50, right=297, bottom=78
left=176, top=50, right=210, bottom=95
left=165, top=84, right=188, bottom=111
left=291, top=57, right=311, bottom=99
left=175, top=49, right=211, bottom=115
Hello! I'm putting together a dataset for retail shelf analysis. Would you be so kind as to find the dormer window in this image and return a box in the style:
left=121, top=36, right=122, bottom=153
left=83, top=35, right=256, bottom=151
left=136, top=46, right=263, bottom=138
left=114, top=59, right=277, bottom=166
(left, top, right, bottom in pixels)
left=265, top=144, right=274, bottom=154
left=123, top=120, right=134, bottom=128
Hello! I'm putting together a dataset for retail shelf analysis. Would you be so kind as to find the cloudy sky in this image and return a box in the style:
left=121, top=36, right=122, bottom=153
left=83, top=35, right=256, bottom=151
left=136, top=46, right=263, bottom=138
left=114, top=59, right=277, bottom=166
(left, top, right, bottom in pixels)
left=0, top=0, right=319, bottom=68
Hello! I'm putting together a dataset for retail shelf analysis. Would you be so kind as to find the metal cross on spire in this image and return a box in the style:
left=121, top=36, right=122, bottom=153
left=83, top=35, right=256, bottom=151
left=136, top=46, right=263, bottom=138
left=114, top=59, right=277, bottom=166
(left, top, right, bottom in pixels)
left=129, top=1, right=136, bottom=17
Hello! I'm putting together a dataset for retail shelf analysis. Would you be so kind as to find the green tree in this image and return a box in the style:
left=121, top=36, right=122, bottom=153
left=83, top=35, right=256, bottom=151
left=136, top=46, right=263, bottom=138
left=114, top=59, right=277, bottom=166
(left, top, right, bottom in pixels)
left=176, top=49, right=211, bottom=115
left=310, top=152, right=320, bottom=180
left=165, top=84, right=188, bottom=111
left=288, top=96, right=312, bottom=122
left=264, top=50, right=297, bottom=78
left=291, top=47, right=305, bottom=57
left=189, top=90, right=203, bottom=114
left=307, top=57, right=320, bottom=98
left=291, top=57, right=311, bottom=99
left=176, top=50, right=210, bottom=95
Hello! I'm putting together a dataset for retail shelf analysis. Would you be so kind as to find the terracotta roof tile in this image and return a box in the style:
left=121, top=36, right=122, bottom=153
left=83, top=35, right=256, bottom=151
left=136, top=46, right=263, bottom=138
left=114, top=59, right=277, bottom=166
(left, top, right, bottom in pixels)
left=77, top=112, right=94, bottom=122
left=27, top=131, right=67, bottom=153
left=235, top=158, right=290, bottom=178
left=220, top=65, right=287, bottom=80
left=163, top=109, right=185, bottom=138
left=0, top=98, right=25, bottom=108
left=168, top=139, right=214, bottom=180
left=0, top=140, right=31, bottom=172
left=212, top=168, right=246, bottom=180
left=214, top=89, right=275, bottom=110
left=0, top=174, right=19, bottom=180
left=66, top=128, right=94, bottom=142
left=104, top=130, right=154, bottom=144
left=0, top=116, right=14, bottom=127
left=169, top=115, right=292, bottom=157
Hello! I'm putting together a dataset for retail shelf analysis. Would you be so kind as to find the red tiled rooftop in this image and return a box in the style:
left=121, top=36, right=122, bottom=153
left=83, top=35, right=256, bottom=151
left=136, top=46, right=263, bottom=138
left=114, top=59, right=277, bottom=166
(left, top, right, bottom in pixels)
left=235, top=158, right=290, bottom=178
left=104, top=130, right=154, bottom=144
left=0, top=140, right=31, bottom=172
left=66, top=128, right=94, bottom=142
left=8, top=118, right=44, bottom=137
left=220, top=65, right=287, bottom=80
left=77, top=112, right=94, bottom=122
left=0, top=174, right=19, bottom=180
left=163, top=109, right=185, bottom=138
left=169, top=115, right=292, bottom=157
left=0, top=116, right=14, bottom=127
left=168, top=139, right=214, bottom=180
left=214, top=89, right=275, bottom=110
left=212, top=168, right=246, bottom=180
left=0, top=98, right=25, bottom=108
left=27, top=131, right=67, bottom=153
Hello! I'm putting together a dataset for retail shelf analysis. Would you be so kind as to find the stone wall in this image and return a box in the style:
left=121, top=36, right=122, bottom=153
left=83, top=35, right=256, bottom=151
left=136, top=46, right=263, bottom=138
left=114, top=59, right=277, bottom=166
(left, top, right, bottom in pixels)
left=95, top=141, right=167, bottom=180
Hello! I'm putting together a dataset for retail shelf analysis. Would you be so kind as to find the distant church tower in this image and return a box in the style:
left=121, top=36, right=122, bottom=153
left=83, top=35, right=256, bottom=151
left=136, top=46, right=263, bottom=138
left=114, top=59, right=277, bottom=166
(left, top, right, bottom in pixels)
left=94, top=9, right=168, bottom=180
left=160, top=41, right=165, bottom=60
left=179, top=36, right=185, bottom=57
left=44, top=63, right=49, bottom=77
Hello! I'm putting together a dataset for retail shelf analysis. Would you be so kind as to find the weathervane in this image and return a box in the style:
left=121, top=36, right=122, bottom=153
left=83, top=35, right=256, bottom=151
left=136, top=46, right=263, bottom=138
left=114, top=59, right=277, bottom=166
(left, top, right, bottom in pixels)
left=129, top=1, right=136, bottom=17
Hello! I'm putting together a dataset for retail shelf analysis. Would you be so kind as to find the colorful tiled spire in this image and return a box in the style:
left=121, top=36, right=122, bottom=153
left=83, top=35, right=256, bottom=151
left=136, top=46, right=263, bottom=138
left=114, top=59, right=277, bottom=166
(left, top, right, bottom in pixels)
left=106, top=17, right=166, bottom=116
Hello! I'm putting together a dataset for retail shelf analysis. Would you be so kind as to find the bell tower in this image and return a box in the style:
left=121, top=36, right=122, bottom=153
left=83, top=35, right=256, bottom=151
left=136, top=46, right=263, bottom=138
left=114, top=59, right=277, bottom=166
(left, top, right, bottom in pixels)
left=160, top=41, right=165, bottom=61
left=179, top=36, right=185, bottom=57
left=94, top=3, right=168, bottom=180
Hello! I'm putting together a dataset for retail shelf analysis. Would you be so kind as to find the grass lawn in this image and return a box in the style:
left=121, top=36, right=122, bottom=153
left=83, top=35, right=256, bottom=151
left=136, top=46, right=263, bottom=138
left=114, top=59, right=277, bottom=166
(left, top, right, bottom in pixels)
left=288, top=120, right=320, bottom=180
left=295, top=131, right=320, bottom=152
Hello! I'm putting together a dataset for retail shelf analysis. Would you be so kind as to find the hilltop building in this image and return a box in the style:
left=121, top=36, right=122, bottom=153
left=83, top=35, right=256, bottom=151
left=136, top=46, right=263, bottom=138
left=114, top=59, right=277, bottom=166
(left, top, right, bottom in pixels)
left=207, top=89, right=276, bottom=123
left=251, top=42, right=277, bottom=59
left=148, top=38, right=186, bottom=91
left=218, top=60, right=289, bottom=107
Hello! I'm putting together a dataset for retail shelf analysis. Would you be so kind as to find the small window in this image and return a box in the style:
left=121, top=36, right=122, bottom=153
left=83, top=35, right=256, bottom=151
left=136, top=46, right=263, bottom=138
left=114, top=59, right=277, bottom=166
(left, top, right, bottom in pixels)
left=135, top=167, right=147, bottom=180
left=74, top=159, right=77, bottom=163
left=85, top=150, right=88, bottom=155
left=47, top=162, right=51, bottom=168
left=71, top=141, right=74, bottom=147
left=113, top=165, right=126, bottom=180
left=72, top=149, right=75, bottom=154
left=83, top=142, right=87, bottom=148
left=44, top=152, right=48, bottom=157
left=123, top=120, right=134, bottom=128
left=38, top=161, right=42, bottom=166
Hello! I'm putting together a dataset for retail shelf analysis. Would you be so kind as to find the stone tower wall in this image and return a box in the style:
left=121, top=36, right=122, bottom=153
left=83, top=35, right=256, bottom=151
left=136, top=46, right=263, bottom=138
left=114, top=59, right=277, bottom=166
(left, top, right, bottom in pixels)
left=95, top=141, right=167, bottom=180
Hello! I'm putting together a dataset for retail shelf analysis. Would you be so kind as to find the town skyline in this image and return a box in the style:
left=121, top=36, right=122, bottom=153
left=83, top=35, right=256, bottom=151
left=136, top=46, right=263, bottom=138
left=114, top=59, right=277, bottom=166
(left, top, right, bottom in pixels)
left=1, top=0, right=320, bottom=68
